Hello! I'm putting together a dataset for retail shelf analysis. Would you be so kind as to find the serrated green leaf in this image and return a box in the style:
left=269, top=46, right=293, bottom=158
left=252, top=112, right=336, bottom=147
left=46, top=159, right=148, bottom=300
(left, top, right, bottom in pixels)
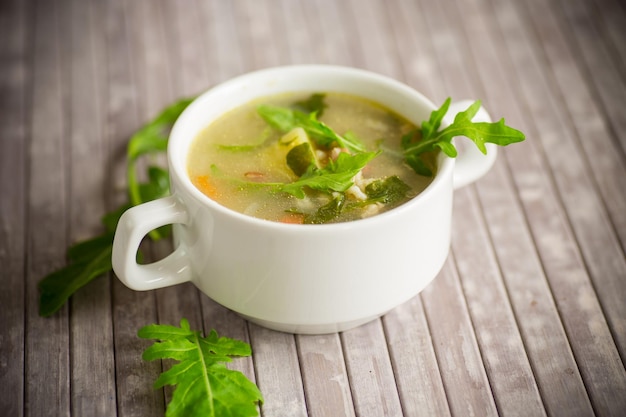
left=303, top=193, right=346, bottom=224
left=364, top=176, right=411, bottom=205
left=138, top=320, right=263, bottom=417
left=294, top=93, right=327, bottom=116
left=127, top=97, right=195, bottom=161
left=280, top=151, right=379, bottom=198
left=421, top=97, right=450, bottom=140
left=257, top=103, right=366, bottom=153
left=402, top=98, right=525, bottom=176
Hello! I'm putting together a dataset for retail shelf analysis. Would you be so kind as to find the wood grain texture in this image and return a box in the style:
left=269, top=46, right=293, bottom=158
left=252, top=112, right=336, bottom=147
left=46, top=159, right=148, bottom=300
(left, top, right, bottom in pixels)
left=248, top=325, right=307, bottom=417
left=487, top=0, right=626, bottom=415
left=422, top=260, right=499, bottom=417
left=25, top=1, right=71, bottom=417
left=519, top=0, right=626, bottom=252
left=341, top=320, right=403, bottom=417
left=297, top=334, right=356, bottom=417
left=2, top=1, right=626, bottom=416
left=0, top=0, right=30, bottom=416
left=383, top=298, right=451, bottom=417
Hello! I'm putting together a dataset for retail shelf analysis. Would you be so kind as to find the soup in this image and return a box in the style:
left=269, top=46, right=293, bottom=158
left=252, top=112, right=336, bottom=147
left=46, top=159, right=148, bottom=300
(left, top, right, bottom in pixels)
left=187, top=92, right=436, bottom=224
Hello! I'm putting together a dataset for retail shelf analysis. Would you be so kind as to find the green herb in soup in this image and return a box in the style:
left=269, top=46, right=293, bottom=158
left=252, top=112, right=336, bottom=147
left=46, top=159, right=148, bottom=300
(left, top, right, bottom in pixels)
left=187, top=93, right=525, bottom=225
left=187, top=93, right=433, bottom=224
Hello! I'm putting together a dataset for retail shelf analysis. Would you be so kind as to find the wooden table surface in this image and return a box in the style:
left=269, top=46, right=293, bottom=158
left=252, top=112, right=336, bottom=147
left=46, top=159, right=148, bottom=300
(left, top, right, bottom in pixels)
left=2, top=0, right=625, bottom=416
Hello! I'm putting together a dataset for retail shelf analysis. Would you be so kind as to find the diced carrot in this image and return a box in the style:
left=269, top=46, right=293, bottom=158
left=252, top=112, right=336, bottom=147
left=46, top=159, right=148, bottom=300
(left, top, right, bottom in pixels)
left=194, top=175, right=219, bottom=199
left=278, top=213, right=305, bottom=224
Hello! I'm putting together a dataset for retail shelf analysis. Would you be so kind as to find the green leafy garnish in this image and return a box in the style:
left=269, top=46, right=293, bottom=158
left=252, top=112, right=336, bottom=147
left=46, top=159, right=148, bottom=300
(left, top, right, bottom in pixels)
left=402, top=98, right=525, bottom=176
left=37, top=98, right=195, bottom=317
left=127, top=99, right=194, bottom=203
left=294, top=93, right=327, bottom=116
left=364, top=176, right=411, bottom=205
left=138, top=318, right=263, bottom=417
left=257, top=104, right=366, bottom=153
left=38, top=224, right=117, bottom=317
left=245, top=151, right=379, bottom=199
left=303, top=193, right=347, bottom=224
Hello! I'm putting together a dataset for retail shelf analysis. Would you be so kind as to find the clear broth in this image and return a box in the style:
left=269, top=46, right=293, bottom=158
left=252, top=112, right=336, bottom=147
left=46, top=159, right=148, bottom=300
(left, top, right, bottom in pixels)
left=187, top=92, right=435, bottom=224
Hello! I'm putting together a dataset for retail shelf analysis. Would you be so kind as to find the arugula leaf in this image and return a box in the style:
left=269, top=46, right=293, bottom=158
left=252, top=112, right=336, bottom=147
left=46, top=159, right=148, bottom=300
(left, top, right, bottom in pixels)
left=38, top=224, right=117, bottom=317
left=127, top=97, right=195, bottom=209
left=257, top=104, right=366, bottom=153
left=294, top=93, right=327, bottom=116
left=364, top=176, right=411, bottom=204
left=402, top=98, right=525, bottom=175
left=304, top=193, right=346, bottom=224
left=247, top=151, right=379, bottom=199
left=285, top=151, right=378, bottom=196
left=38, top=98, right=194, bottom=317
left=138, top=319, right=263, bottom=417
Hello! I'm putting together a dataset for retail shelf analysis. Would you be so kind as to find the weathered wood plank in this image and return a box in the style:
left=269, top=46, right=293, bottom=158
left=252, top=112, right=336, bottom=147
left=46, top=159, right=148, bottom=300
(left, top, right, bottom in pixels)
left=25, top=1, right=71, bottom=416
left=385, top=0, right=443, bottom=100
left=109, top=0, right=176, bottom=414
left=248, top=325, right=308, bottom=417
left=232, top=0, right=284, bottom=70
left=296, top=334, right=356, bottom=417
left=341, top=320, right=403, bottom=417
left=449, top=0, right=599, bottom=415
left=195, top=0, right=244, bottom=84
left=521, top=0, right=626, bottom=354
left=0, top=0, right=30, bottom=415
left=487, top=0, right=626, bottom=414
left=452, top=188, right=547, bottom=416
left=277, top=0, right=315, bottom=64
left=160, top=0, right=210, bottom=96
left=57, top=0, right=117, bottom=414
left=554, top=0, right=626, bottom=155
left=307, top=0, right=356, bottom=66
left=520, top=0, right=626, bottom=251
left=344, top=0, right=402, bottom=78
left=592, top=0, right=626, bottom=75
left=421, top=260, right=499, bottom=417
left=383, top=298, right=451, bottom=417
left=413, top=0, right=573, bottom=414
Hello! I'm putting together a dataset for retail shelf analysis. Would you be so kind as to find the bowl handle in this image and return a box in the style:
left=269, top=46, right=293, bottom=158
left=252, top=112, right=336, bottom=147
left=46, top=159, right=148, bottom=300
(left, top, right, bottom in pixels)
left=445, top=100, right=498, bottom=189
left=112, top=195, right=192, bottom=291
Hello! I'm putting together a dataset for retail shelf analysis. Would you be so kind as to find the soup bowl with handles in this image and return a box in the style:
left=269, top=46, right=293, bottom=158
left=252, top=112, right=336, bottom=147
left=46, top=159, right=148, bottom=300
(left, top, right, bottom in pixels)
left=112, top=65, right=496, bottom=334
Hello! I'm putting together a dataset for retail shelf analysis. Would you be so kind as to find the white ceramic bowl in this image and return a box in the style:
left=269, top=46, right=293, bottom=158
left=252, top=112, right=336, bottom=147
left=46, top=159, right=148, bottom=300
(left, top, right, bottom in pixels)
left=112, top=65, right=495, bottom=334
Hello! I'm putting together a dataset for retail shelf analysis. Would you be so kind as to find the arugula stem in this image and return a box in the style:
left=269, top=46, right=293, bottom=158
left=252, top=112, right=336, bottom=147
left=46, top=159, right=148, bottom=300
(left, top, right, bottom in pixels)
left=194, top=331, right=215, bottom=417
